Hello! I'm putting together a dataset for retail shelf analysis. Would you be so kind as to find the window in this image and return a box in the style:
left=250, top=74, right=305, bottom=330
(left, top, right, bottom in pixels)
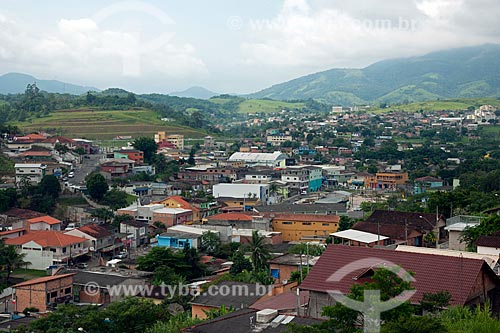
left=65, top=287, right=72, bottom=294
left=282, top=221, right=293, bottom=225
left=302, top=222, right=312, bottom=225
left=322, top=223, right=330, bottom=226
left=50, top=291, right=57, bottom=298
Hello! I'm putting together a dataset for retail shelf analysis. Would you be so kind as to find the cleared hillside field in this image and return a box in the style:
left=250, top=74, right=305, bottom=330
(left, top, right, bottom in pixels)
left=16, top=108, right=207, bottom=140
left=372, top=98, right=500, bottom=113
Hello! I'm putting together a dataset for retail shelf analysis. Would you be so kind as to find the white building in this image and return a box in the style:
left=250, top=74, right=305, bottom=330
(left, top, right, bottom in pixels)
left=266, top=135, right=293, bottom=146
left=14, top=163, right=46, bottom=186
left=213, top=183, right=270, bottom=204
left=228, top=151, right=287, bottom=169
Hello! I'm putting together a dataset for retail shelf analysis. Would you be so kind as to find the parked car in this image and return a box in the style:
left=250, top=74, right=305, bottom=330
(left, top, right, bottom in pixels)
left=68, top=172, right=75, bottom=178
left=76, top=263, right=88, bottom=269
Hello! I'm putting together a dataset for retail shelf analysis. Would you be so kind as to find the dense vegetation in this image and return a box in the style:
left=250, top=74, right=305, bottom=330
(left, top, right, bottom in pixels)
left=250, top=44, right=500, bottom=105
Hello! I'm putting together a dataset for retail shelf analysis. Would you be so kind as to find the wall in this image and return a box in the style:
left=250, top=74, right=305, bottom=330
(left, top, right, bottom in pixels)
left=448, top=230, right=468, bottom=251
left=478, top=245, right=500, bottom=256
left=191, top=304, right=218, bottom=319
left=272, top=220, right=339, bottom=242
left=15, top=275, right=73, bottom=313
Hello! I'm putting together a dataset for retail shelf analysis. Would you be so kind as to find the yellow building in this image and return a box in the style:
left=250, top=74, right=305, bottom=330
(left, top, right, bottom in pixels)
left=154, top=131, right=184, bottom=150
left=154, top=196, right=197, bottom=224
left=365, top=172, right=408, bottom=190
left=272, top=214, right=340, bottom=242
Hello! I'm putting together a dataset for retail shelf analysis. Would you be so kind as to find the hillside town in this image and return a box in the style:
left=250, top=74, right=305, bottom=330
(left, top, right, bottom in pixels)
left=1, top=100, right=500, bottom=332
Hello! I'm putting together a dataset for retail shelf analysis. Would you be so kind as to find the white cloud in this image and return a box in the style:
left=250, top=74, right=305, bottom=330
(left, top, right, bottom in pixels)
left=240, top=0, right=500, bottom=71
left=0, top=12, right=207, bottom=89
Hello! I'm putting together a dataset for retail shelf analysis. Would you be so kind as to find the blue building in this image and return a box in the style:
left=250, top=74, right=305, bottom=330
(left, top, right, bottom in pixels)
left=156, top=233, right=197, bottom=249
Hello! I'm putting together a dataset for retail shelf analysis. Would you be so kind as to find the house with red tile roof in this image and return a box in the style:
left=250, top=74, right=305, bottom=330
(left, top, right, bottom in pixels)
left=64, top=224, right=115, bottom=253
left=476, top=232, right=500, bottom=256
left=5, top=231, right=90, bottom=269
left=27, top=216, right=62, bottom=231
left=300, top=245, right=500, bottom=318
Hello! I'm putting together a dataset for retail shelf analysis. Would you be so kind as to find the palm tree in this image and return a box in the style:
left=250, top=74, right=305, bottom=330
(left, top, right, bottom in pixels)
left=0, top=243, right=30, bottom=283
left=247, top=230, right=272, bottom=272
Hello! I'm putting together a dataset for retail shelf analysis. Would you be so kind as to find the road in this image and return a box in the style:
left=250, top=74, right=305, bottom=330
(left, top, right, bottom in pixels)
left=70, top=154, right=103, bottom=185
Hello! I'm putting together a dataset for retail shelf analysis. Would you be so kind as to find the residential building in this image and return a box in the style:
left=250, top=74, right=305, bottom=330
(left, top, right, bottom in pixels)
left=5, top=231, right=89, bottom=269
left=14, top=163, right=46, bottom=186
left=361, top=210, right=446, bottom=245
left=476, top=232, right=500, bottom=256
left=155, top=196, right=200, bottom=222
left=26, top=216, right=62, bottom=231
left=300, top=245, right=500, bottom=318
left=72, top=270, right=146, bottom=304
left=156, top=225, right=219, bottom=249
left=64, top=224, right=114, bottom=253
left=99, top=158, right=135, bottom=177
left=152, top=207, right=193, bottom=227
left=271, top=214, right=340, bottom=242
left=12, top=273, right=75, bottom=313
left=331, top=229, right=389, bottom=247
left=269, top=253, right=317, bottom=284
left=114, top=149, right=144, bottom=164
left=365, top=172, right=409, bottom=190
left=119, top=220, right=148, bottom=248
left=266, top=134, right=293, bottom=146
left=204, top=135, right=215, bottom=149
left=190, top=281, right=264, bottom=319
left=228, top=151, right=287, bottom=169
left=413, top=176, right=445, bottom=194
left=213, top=183, right=270, bottom=205
left=165, top=134, right=184, bottom=150
left=207, top=213, right=269, bottom=230
left=184, top=308, right=320, bottom=333
left=281, top=166, right=323, bottom=192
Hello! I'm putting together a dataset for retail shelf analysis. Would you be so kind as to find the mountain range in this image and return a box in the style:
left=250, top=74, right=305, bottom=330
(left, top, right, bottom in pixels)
left=250, top=44, right=500, bottom=105
left=0, top=73, right=99, bottom=95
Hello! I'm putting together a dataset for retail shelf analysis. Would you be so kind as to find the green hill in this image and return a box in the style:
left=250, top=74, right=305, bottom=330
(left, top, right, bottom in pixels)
left=15, top=108, right=207, bottom=140
left=250, top=44, right=500, bottom=105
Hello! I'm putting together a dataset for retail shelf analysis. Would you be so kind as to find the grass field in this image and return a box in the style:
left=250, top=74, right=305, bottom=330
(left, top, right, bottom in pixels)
left=209, top=97, right=305, bottom=113
left=16, top=108, right=207, bottom=140
left=371, top=98, right=500, bottom=113
left=238, top=99, right=305, bottom=113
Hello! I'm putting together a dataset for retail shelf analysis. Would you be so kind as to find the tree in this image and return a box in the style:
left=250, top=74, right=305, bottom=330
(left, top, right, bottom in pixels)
left=112, top=214, right=135, bottom=227
left=0, top=241, right=29, bottom=283
left=187, top=148, right=196, bottom=166
left=318, top=268, right=415, bottom=333
left=230, top=250, right=252, bottom=275
left=133, top=137, right=158, bottom=164
left=247, top=230, right=272, bottom=272
left=101, top=189, right=129, bottom=209
left=91, top=208, right=115, bottom=224
left=199, top=231, right=220, bottom=255
left=289, top=243, right=325, bottom=256
left=38, top=175, right=61, bottom=199
left=420, top=291, right=451, bottom=313
left=86, top=173, right=109, bottom=201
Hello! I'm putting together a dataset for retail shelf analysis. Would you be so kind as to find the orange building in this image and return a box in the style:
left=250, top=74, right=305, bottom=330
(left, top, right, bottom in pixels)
left=155, top=196, right=198, bottom=223
left=271, top=214, right=340, bottom=242
left=365, top=172, right=408, bottom=190
left=115, top=149, right=144, bottom=164
left=13, top=273, right=75, bottom=313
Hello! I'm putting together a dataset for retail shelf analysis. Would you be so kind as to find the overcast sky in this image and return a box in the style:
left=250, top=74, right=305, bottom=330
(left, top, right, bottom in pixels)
left=1, top=0, right=499, bottom=94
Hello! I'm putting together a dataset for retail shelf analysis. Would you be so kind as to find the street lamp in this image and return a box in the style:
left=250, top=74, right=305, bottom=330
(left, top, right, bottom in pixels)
left=419, top=215, right=438, bottom=248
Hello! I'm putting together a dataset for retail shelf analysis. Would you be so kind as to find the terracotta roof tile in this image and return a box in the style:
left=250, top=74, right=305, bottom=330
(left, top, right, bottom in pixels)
left=364, top=210, right=441, bottom=231
left=77, top=224, right=112, bottom=239
left=27, top=216, right=62, bottom=225
left=300, top=245, right=495, bottom=306
left=12, top=273, right=75, bottom=288
left=273, top=214, right=340, bottom=223
left=5, top=230, right=87, bottom=247
left=208, top=213, right=254, bottom=221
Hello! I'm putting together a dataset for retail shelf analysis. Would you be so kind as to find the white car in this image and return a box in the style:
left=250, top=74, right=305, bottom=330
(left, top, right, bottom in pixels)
left=68, top=172, right=75, bottom=178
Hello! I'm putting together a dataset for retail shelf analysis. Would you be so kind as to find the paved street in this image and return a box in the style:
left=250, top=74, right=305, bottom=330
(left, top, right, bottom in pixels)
left=70, top=154, right=103, bottom=185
